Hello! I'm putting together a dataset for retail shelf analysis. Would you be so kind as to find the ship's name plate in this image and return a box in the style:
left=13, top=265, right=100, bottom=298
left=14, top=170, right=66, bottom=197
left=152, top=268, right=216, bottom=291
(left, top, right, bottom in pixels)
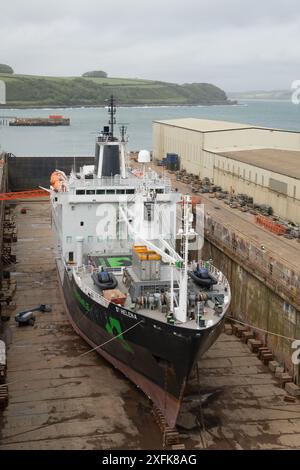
left=115, top=306, right=137, bottom=320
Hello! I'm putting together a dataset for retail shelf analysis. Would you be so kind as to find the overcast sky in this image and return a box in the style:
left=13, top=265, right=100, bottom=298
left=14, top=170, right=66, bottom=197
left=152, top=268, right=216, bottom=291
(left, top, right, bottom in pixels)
left=0, top=0, right=299, bottom=91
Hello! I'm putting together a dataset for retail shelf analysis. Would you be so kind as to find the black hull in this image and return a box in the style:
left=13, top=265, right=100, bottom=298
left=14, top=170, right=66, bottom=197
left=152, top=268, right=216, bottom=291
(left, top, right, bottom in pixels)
left=57, top=265, right=225, bottom=427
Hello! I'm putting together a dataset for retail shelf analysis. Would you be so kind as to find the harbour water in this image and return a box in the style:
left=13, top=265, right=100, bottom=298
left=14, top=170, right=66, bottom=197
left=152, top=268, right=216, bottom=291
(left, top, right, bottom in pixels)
left=0, top=100, right=300, bottom=156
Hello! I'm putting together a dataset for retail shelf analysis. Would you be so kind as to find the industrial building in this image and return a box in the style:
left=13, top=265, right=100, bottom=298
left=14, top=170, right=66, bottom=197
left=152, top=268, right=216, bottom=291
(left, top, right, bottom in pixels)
left=153, top=118, right=300, bottom=223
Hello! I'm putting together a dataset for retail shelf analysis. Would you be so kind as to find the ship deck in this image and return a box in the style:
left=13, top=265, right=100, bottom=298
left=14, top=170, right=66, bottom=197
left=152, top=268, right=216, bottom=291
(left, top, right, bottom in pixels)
left=78, top=262, right=229, bottom=331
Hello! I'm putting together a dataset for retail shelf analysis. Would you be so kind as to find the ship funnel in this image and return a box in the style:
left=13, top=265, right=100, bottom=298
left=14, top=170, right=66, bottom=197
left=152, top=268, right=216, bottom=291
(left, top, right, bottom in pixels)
left=95, top=142, right=121, bottom=177
left=94, top=95, right=126, bottom=178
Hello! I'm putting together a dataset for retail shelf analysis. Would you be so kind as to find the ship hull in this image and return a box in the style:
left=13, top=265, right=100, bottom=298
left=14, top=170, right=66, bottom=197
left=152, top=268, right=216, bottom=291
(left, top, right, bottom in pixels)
left=57, top=262, right=225, bottom=427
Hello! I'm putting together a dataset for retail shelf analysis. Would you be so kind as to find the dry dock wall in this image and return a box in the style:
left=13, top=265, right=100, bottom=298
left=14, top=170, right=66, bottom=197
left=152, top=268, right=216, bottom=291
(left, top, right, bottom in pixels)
left=0, top=153, right=8, bottom=332
left=7, top=155, right=94, bottom=191
left=200, top=215, right=300, bottom=384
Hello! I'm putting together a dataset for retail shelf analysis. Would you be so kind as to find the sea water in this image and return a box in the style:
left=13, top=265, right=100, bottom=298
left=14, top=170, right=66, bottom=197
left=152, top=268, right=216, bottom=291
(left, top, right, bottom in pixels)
left=0, top=100, right=300, bottom=156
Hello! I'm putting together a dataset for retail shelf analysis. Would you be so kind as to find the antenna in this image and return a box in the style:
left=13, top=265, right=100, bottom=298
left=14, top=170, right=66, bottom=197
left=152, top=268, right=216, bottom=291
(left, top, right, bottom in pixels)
left=119, top=123, right=128, bottom=143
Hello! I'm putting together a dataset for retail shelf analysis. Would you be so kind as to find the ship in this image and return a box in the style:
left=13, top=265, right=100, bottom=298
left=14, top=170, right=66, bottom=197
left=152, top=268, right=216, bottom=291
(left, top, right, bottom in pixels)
left=50, top=96, right=231, bottom=428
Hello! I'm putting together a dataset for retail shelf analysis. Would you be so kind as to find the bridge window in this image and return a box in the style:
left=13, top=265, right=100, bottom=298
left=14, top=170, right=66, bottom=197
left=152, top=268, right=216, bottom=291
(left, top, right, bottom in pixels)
left=96, top=189, right=105, bottom=194
left=76, top=189, right=85, bottom=195
left=86, top=189, right=95, bottom=195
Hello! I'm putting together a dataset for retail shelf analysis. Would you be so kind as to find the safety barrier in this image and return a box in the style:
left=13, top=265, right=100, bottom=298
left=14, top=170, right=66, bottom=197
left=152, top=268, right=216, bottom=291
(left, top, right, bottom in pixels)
left=255, top=215, right=287, bottom=235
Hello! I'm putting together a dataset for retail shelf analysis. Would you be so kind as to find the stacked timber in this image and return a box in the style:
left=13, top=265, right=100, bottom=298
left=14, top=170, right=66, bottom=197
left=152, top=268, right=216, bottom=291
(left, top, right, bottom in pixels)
left=0, top=340, right=6, bottom=384
left=0, top=340, right=8, bottom=409
left=0, top=275, right=17, bottom=321
left=2, top=207, right=17, bottom=265
left=0, top=384, right=8, bottom=409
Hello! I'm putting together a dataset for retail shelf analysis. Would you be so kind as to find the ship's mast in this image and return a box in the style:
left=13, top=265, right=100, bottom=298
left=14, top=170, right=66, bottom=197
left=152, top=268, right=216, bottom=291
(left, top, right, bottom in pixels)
left=174, top=195, right=194, bottom=323
left=108, top=95, right=116, bottom=139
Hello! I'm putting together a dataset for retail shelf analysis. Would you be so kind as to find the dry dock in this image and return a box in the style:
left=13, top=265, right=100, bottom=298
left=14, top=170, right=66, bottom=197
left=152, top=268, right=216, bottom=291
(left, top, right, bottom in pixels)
left=0, top=200, right=300, bottom=450
left=0, top=201, right=160, bottom=450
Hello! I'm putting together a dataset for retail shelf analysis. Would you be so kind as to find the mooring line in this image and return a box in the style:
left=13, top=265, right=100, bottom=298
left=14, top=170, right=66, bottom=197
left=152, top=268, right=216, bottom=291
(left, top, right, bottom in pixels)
left=226, top=315, right=299, bottom=342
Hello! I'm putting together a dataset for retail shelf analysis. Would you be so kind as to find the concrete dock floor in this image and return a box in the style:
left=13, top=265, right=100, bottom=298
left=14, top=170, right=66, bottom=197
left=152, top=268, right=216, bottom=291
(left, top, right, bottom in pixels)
left=0, top=201, right=300, bottom=450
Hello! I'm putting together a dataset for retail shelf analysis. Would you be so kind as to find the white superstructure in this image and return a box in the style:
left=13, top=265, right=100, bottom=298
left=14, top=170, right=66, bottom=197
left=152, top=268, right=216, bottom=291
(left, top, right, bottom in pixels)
left=50, top=97, right=230, bottom=330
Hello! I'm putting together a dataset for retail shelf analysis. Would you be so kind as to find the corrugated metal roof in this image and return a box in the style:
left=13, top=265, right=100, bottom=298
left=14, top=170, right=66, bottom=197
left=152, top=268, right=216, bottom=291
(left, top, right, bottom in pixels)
left=218, top=148, right=300, bottom=180
left=154, top=118, right=254, bottom=132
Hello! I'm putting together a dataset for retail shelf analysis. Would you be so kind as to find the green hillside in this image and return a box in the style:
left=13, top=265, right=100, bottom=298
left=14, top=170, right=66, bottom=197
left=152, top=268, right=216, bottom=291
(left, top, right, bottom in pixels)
left=0, top=73, right=234, bottom=107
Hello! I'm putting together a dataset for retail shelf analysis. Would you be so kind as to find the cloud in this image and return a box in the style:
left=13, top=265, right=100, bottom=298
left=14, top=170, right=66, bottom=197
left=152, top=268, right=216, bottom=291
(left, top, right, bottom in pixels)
left=0, top=0, right=299, bottom=90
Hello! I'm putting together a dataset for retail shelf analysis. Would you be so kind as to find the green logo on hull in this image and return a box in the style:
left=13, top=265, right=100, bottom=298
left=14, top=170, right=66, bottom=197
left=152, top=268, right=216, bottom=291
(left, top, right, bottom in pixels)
left=74, top=288, right=91, bottom=312
left=105, top=316, right=133, bottom=353
left=74, top=288, right=133, bottom=353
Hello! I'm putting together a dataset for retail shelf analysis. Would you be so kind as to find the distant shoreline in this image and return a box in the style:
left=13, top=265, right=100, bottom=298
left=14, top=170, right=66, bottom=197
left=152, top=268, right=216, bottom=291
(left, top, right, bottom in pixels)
left=0, top=101, right=237, bottom=110
left=234, top=98, right=291, bottom=103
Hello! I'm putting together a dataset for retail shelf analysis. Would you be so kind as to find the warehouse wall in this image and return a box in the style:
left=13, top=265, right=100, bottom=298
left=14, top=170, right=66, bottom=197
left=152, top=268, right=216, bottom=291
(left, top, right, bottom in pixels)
left=153, top=123, right=300, bottom=166
left=209, top=151, right=300, bottom=223
left=153, top=122, right=211, bottom=177
left=153, top=121, right=300, bottom=223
